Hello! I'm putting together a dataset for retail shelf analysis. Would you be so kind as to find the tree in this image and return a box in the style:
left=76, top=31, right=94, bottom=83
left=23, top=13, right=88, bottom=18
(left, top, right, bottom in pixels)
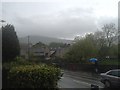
left=93, top=23, right=118, bottom=58
left=63, top=23, right=118, bottom=63
left=94, top=31, right=108, bottom=58
left=118, top=44, right=120, bottom=59
left=94, top=31, right=107, bottom=49
left=64, top=33, right=98, bottom=63
left=2, top=24, right=20, bottom=62
left=73, top=35, right=82, bottom=43
left=109, top=44, right=118, bottom=58
left=102, top=23, right=117, bottom=48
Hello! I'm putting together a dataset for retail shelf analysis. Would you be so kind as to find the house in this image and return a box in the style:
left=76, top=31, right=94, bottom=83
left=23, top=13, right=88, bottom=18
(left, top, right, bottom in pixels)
left=31, top=47, right=49, bottom=57
left=20, top=41, right=71, bottom=60
left=48, top=43, right=71, bottom=58
left=30, top=42, right=49, bottom=58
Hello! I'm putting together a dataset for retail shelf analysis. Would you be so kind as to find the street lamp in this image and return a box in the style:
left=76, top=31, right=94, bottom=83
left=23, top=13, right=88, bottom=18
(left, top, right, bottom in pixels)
left=0, top=20, right=6, bottom=23
left=0, top=20, right=6, bottom=27
left=28, top=35, right=30, bottom=60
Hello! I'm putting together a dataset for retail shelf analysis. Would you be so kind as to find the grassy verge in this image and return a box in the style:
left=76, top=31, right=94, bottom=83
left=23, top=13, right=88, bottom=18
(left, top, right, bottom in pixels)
left=99, top=59, right=120, bottom=65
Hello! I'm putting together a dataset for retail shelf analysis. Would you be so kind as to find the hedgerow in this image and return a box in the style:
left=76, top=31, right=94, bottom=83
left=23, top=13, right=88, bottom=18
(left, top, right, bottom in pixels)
left=3, top=59, right=61, bottom=88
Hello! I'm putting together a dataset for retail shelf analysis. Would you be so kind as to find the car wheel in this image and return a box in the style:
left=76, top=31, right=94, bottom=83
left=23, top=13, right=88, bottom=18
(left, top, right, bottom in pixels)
left=104, top=80, right=111, bottom=88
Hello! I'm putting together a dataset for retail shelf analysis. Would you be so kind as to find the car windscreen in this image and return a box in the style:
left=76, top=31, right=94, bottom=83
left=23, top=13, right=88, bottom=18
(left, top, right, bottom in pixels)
left=107, top=71, right=120, bottom=77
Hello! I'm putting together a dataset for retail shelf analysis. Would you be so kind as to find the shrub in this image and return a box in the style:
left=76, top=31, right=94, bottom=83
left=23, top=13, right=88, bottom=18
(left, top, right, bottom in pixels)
left=6, top=64, right=60, bottom=88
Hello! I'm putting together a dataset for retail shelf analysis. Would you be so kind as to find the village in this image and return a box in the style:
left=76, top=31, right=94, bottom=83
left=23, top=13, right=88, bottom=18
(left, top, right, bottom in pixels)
left=20, top=41, right=71, bottom=60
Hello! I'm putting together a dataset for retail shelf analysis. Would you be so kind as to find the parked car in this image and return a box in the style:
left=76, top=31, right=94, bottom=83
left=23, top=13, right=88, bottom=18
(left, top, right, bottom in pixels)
left=100, top=69, right=120, bottom=88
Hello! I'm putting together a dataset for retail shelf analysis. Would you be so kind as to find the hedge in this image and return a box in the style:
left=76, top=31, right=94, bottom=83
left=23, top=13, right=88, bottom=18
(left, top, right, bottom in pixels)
left=3, top=64, right=60, bottom=88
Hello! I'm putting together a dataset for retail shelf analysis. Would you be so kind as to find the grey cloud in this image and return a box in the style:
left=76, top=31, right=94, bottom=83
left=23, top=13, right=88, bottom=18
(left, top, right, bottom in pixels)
left=2, top=1, right=118, bottom=39
left=97, top=17, right=118, bottom=29
left=14, top=8, right=98, bottom=39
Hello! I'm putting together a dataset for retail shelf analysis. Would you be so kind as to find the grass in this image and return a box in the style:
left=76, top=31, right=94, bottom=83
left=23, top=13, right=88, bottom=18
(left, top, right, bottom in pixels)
left=99, top=59, right=120, bottom=65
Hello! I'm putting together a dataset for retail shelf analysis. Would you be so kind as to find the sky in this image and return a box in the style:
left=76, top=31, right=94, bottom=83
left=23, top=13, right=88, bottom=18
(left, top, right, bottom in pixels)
left=1, top=0, right=119, bottom=40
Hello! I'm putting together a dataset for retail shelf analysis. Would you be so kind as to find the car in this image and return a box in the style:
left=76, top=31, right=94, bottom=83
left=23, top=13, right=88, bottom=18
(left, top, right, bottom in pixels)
left=58, top=69, right=64, bottom=79
left=100, top=69, right=120, bottom=88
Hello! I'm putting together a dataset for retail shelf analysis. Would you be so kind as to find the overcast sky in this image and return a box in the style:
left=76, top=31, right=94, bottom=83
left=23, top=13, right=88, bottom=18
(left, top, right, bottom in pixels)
left=1, top=0, right=119, bottom=39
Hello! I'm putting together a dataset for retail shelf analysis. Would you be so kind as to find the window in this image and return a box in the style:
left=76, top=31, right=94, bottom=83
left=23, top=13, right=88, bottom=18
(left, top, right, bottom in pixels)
left=107, top=71, right=119, bottom=77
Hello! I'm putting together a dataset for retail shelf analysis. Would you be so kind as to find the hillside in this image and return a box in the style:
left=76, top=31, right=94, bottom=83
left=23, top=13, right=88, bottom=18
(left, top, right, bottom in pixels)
left=19, top=35, right=72, bottom=45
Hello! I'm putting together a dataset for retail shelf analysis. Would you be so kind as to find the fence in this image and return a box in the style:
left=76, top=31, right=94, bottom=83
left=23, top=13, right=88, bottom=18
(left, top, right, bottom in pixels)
left=59, top=63, right=120, bottom=73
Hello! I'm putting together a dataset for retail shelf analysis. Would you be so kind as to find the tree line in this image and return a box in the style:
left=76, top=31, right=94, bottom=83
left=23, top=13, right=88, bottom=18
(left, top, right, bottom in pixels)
left=63, top=23, right=119, bottom=63
left=2, top=23, right=119, bottom=63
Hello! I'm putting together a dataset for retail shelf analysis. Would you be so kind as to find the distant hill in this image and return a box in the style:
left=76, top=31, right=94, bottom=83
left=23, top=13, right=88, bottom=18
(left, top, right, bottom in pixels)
left=19, top=35, right=72, bottom=45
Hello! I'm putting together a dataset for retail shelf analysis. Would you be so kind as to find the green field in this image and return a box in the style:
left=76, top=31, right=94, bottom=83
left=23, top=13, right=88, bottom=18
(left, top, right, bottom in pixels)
left=99, top=60, right=120, bottom=65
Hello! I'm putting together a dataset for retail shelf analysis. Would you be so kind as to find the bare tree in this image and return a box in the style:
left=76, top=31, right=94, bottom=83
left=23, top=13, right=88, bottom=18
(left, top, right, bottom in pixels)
left=94, top=31, right=106, bottom=48
left=102, top=23, right=117, bottom=47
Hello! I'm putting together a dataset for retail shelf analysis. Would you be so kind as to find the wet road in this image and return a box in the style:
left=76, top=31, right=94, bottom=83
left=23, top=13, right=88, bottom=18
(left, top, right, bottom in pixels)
left=58, top=70, right=104, bottom=89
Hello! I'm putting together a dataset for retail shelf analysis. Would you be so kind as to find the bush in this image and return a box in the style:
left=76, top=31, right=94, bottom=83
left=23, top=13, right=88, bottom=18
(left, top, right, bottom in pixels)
left=6, top=64, right=60, bottom=88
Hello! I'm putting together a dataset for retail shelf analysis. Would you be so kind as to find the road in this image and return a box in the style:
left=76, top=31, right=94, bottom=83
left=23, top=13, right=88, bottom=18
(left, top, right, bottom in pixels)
left=58, top=70, right=104, bottom=89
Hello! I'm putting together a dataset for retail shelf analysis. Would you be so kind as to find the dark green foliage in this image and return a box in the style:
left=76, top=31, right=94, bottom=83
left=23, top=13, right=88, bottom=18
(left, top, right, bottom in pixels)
left=2, top=24, right=20, bottom=62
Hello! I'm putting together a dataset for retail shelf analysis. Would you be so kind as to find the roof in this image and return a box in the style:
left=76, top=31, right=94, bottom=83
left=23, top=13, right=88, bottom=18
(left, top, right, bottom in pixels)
left=49, top=50, right=56, bottom=56
left=32, top=42, right=46, bottom=48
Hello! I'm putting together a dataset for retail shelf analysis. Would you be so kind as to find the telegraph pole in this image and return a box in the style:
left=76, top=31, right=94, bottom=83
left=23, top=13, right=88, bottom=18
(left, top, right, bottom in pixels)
left=28, top=35, right=30, bottom=60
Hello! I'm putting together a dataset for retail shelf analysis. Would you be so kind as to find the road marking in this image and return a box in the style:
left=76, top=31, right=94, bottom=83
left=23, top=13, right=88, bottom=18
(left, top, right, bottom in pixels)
left=73, top=79, right=91, bottom=86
